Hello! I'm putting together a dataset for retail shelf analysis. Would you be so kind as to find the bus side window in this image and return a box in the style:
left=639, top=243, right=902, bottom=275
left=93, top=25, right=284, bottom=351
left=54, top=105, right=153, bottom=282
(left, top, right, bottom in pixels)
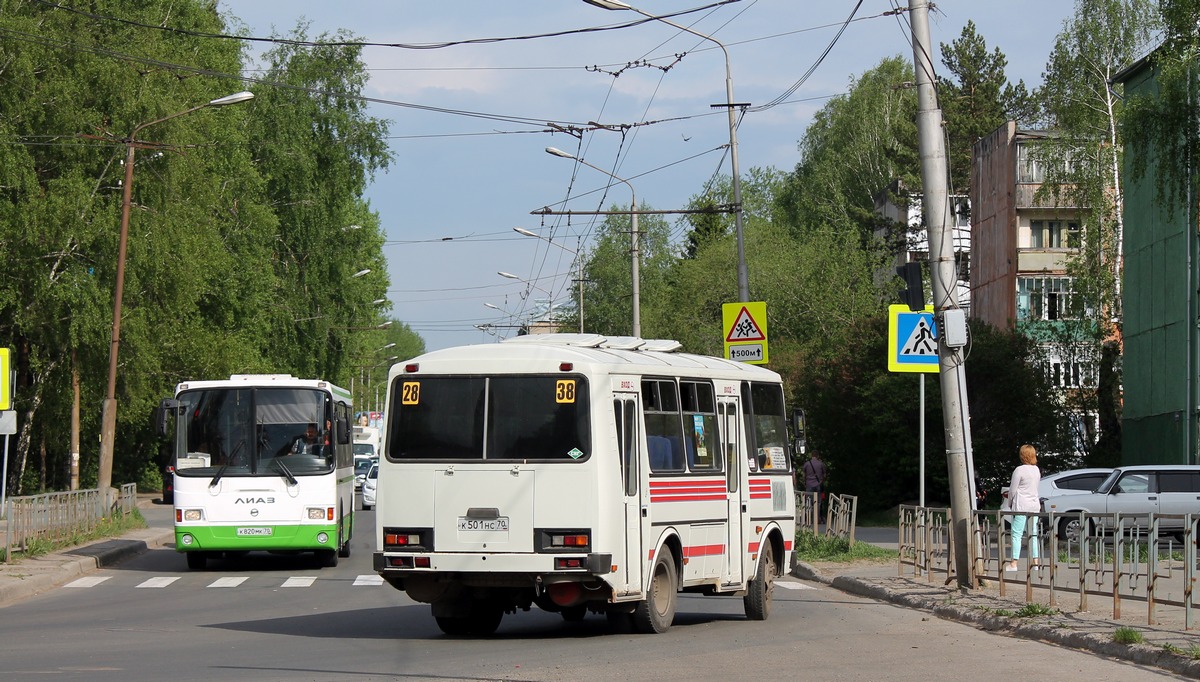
left=642, top=379, right=684, bottom=473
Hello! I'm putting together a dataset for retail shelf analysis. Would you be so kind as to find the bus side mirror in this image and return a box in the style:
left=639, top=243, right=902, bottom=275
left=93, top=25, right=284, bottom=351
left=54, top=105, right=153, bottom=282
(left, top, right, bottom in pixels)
left=154, top=399, right=181, bottom=438
left=337, top=415, right=351, bottom=444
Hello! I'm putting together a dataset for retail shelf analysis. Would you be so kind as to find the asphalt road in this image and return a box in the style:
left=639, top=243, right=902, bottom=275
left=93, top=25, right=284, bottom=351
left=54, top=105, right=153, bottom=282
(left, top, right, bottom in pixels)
left=0, top=499, right=1186, bottom=682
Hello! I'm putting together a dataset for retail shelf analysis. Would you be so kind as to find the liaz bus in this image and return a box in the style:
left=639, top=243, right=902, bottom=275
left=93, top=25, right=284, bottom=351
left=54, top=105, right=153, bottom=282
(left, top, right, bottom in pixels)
left=155, top=374, right=356, bottom=570
left=372, top=334, right=796, bottom=635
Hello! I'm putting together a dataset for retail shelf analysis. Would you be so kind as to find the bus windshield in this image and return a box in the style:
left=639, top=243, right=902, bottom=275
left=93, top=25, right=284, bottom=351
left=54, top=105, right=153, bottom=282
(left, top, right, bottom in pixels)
left=389, top=375, right=590, bottom=461
left=174, top=387, right=332, bottom=477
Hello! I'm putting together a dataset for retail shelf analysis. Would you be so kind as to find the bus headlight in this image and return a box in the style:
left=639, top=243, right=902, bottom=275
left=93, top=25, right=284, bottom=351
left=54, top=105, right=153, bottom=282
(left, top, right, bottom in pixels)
left=316, top=532, right=329, bottom=544
left=180, top=534, right=194, bottom=546
left=307, top=507, right=326, bottom=520
left=182, top=509, right=202, bottom=522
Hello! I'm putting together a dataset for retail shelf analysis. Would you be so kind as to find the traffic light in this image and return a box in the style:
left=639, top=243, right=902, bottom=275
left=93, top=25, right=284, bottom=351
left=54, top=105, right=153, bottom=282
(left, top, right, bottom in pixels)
left=896, top=262, right=925, bottom=311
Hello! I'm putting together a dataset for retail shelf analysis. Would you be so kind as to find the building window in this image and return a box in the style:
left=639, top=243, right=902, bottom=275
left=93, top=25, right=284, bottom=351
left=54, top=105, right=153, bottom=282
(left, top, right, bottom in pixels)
left=1018, top=276, right=1084, bottom=321
left=1017, top=143, right=1074, bottom=184
left=1029, top=220, right=1080, bottom=249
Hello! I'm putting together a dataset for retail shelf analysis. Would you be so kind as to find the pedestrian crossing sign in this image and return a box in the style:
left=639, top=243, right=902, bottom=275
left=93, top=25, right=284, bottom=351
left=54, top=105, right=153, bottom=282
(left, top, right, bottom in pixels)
left=722, top=302, right=768, bottom=365
left=888, top=304, right=938, bottom=373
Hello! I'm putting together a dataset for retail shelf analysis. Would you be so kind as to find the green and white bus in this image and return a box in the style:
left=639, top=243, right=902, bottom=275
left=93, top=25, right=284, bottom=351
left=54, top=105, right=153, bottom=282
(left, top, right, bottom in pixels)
left=156, top=374, right=355, bottom=570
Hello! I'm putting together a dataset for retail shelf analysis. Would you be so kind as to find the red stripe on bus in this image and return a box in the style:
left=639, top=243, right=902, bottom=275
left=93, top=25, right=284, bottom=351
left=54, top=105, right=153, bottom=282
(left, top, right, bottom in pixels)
left=650, top=494, right=727, bottom=503
left=683, top=544, right=726, bottom=557
left=650, top=481, right=726, bottom=490
left=747, top=541, right=760, bottom=553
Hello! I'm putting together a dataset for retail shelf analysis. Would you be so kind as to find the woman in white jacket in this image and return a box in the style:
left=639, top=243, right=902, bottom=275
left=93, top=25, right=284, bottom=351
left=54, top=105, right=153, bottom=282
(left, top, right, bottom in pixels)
left=1004, top=444, right=1041, bottom=572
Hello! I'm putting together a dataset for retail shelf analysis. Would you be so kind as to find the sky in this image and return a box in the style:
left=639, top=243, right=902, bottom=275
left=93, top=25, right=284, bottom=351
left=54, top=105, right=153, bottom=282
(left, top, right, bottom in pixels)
left=216, top=0, right=1078, bottom=352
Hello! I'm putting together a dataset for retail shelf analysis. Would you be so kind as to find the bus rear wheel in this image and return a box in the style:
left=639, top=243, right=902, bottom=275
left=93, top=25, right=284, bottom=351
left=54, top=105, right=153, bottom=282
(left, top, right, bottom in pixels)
left=185, top=552, right=207, bottom=570
left=634, top=546, right=677, bottom=634
left=744, top=541, right=776, bottom=620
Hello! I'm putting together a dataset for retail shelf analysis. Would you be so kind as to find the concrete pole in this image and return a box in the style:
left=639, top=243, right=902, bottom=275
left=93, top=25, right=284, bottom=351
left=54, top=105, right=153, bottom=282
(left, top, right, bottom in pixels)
left=910, top=0, right=975, bottom=588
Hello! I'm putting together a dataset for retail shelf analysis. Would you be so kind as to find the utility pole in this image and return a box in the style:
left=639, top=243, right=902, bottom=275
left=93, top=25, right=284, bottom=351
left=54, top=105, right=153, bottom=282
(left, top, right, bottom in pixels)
left=910, top=0, right=975, bottom=588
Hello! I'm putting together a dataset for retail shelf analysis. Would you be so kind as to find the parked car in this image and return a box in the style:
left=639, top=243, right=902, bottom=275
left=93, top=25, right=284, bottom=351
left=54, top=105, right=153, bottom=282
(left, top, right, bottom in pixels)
left=362, top=463, right=378, bottom=510
left=1042, top=465, right=1200, bottom=541
left=1001, top=467, right=1113, bottom=506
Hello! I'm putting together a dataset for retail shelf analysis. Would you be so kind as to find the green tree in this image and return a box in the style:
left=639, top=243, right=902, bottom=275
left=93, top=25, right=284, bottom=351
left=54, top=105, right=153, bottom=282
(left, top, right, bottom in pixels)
left=777, top=56, right=919, bottom=245
left=247, top=26, right=392, bottom=384
left=938, top=20, right=1035, bottom=195
left=579, top=206, right=673, bottom=338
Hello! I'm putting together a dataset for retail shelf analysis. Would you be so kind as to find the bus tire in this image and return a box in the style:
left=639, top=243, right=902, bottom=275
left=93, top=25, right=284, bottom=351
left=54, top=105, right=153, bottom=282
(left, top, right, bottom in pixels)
left=319, top=549, right=339, bottom=568
left=744, top=541, right=776, bottom=620
left=634, top=546, right=677, bottom=634
left=338, top=537, right=351, bottom=558
left=186, top=552, right=207, bottom=570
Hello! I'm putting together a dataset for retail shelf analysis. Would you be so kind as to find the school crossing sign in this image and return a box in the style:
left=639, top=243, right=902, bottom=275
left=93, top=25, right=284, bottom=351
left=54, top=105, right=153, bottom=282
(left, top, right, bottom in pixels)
left=887, top=304, right=938, bottom=373
left=722, top=302, right=768, bottom=365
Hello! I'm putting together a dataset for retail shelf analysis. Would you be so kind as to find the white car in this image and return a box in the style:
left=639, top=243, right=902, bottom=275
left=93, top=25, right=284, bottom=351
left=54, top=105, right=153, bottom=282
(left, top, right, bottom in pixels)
left=1001, top=467, right=1113, bottom=507
left=353, top=456, right=374, bottom=490
left=362, top=463, right=378, bottom=510
left=1043, top=465, right=1200, bottom=541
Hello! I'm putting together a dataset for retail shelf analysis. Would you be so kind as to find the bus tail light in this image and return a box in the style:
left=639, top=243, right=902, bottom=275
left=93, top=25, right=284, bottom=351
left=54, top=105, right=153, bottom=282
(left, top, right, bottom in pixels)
left=404, top=363, right=419, bottom=373
left=383, top=527, right=431, bottom=550
left=554, top=557, right=585, bottom=570
left=537, top=529, right=591, bottom=552
left=414, top=556, right=431, bottom=568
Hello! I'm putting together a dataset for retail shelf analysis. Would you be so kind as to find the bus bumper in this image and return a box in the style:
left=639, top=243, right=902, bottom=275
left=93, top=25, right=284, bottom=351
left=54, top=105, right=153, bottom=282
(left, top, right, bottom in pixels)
left=175, top=523, right=339, bottom=552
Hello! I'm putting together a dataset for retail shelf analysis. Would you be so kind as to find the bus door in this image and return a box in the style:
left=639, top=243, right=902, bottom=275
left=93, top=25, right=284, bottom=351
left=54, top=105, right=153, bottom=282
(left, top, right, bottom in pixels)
left=719, top=396, right=744, bottom=584
left=614, top=394, right=643, bottom=596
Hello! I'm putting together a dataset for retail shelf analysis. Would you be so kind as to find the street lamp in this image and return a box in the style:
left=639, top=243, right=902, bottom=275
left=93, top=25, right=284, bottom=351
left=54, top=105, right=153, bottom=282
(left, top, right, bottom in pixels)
left=98, top=90, right=254, bottom=501
left=352, top=268, right=371, bottom=278
left=580, top=0, right=749, bottom=303
left=545, top=147, right=640, bottom=337
left=498, top=271, right=558, bottom=331
left=514, top=227, right=585, bottom=333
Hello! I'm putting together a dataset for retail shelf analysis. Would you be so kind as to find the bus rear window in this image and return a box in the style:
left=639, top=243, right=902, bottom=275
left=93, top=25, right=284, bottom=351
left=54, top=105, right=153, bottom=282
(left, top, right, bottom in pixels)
left=389, top=375, right=590, bottom=461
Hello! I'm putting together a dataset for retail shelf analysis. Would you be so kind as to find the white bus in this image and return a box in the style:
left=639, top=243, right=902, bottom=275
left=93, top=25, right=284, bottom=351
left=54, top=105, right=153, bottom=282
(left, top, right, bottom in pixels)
left=372, top=334, right=796, bottom=635
left=156, top=374, right=356, bottom=570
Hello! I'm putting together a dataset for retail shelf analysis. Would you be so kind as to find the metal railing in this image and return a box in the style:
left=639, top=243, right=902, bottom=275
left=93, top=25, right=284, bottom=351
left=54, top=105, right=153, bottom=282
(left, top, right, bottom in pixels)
left=3, top=484, right=137, bottom=562
left=797, top=491, right=858, bottom=545
left=899, top=505, right=1200, bottom=629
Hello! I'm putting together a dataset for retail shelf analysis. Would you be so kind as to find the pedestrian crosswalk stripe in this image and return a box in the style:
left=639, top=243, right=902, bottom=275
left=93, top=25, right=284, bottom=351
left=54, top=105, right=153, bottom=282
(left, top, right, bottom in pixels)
left=774, top=581, right=815, bottom=590
left=136, top=577, right=180, bottom=589
left=354, top=574, right=383, bottom=586
left=207, top=576, right=249, bottom=588
left=64, top=576, right=110, bottom=588
left=281, top=576, right=316, bottom=588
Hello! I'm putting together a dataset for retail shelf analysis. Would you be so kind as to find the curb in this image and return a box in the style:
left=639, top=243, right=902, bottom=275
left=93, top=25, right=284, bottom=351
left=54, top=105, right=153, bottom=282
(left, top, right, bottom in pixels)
left=792, top=561, right=1200, bottom=679
left=0, top=528, right=175, bottom=608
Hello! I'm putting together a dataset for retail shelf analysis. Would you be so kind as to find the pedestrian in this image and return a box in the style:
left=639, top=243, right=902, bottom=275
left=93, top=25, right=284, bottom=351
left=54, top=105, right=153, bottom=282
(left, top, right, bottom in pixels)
left=802, top=450, right=828, bottom=495
left=1004, top=444, right=1041, bottom=571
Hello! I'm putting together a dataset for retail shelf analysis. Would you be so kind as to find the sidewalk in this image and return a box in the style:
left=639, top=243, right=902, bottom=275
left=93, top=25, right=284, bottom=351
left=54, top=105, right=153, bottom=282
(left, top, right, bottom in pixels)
left=795, top=528, right=1200, bottom=679
left=0, top=494, right=174, bottom=608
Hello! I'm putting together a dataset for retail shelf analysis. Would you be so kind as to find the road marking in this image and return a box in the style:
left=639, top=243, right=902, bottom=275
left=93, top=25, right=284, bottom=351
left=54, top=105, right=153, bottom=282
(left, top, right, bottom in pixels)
left=775, top=581, right=816, bottom=590
left=353, top=574, right=384, bottom=586
left=136, top=577, right=180, bottom=589
left=64, top=576, right=110, bottom=588
left=281, top=576, right=316, bottom=588
left=207, top=576, right=249, bottom=588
